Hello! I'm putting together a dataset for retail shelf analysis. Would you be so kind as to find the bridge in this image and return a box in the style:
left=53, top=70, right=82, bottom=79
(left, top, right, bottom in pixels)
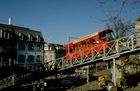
left=0, top=32, right=140, bottom=90
left=57, top=32, right=140, bottom=71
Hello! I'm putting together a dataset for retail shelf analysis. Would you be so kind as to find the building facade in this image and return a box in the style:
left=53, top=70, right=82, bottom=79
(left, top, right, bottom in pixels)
left=135, top=16, right=140, bottom=31
left=0, top=24, right=44, bottom=67
left=44, top=43, right=65, bottom=70
left=0, top=24, right=16, bottom=66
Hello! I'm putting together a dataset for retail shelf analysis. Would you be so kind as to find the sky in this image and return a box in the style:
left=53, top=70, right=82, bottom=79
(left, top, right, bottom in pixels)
left=0, top=0, right=140, bottom=45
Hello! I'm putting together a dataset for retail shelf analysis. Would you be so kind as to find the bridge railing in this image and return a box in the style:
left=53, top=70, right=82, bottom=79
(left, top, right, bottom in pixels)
left=0, top=75, right=15, bottom=90
left=57, top=32, right=140, bottom=70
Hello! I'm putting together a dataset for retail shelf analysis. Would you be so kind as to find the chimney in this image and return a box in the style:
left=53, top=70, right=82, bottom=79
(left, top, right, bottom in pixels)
left=8, top=17, right=12, bottom=25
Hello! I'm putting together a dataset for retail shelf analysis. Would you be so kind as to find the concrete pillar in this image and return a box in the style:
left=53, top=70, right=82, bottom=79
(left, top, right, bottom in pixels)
left=113, top=58, right=116, bottom=86
left=112, top=58, right=123, bottom=87
left=86, top=66, right=89, bottom=83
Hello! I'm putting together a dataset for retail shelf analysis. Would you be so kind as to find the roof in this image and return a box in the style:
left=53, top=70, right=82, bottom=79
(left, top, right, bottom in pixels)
left=0, top=24, right=44, bottom=42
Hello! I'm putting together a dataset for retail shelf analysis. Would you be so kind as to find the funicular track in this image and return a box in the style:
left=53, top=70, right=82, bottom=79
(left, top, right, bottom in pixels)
left=1, top=32, right=140, bottom=90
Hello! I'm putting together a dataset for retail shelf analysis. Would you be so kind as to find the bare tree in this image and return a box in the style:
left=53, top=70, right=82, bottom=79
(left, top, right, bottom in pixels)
left=98, top=0, right=140, bottom=87
left=106, top=16, right=134, bottom=39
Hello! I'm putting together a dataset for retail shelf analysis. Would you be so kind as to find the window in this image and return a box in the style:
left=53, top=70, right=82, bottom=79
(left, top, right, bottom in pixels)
left=3, top=56, right=9, bottom=66
left=106, top=32, right=114, bottom=40
left=28, top=34, right=31, bottom=41
left=0, top=30, right=10, bottom=39
left=19, top=33, right=24, bottom=40
left=19, top=43, right=25, bottom=50
left=83, top=42, right=86, bottom=47
left=29, top=34, right=36, bottom=41
left=0, top=29, right=2, bottom=38
left=90, top=38, right=94, bottom=43
left=4, top=30, right=9, bottom=39
left=36, top=35, right=40, bottom=42
left=70, top=48, right=73, bottom=53
left=28, top=43, right=34, bottom=51
left=27, top=55, right=34, bottom=62
left=99, top=30, right=114, bottom=41
left=18, top=55, right=25, bottom=63
left=9, top=32, right=12, bottom=39
left=95, top=38, right=99, bottom=43
left=36, top=55, right=42, bottom=62
left=36, top=44, right=42, bottom=51
left=30, top=35, right=33, bottom=41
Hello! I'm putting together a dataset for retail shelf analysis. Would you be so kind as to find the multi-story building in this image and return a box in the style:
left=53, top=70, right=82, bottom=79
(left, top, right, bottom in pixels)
left=135, top=16, right=140, bottom=31
left=0, top=24, right=16, bottom=66
left=44, top=43, right=65, bottom=70
left=0, top=24, right=44, bottom=67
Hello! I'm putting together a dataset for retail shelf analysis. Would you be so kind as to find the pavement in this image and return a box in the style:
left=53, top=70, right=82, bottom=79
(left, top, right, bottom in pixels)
left=67, top=69, right=140, bottom=91
left=67, top=80, right=140, bottom=91
left=67, top=81, right=100, bottom=91
left=125, top=83, right=140, bottom=91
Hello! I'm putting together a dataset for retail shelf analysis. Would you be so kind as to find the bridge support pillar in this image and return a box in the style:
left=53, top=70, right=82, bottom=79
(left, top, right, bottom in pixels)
left=113, top=58, right=116, bottom=86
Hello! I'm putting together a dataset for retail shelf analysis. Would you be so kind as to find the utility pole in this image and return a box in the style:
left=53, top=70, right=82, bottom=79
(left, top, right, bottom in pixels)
left=67, top=36, right=79, bottom=43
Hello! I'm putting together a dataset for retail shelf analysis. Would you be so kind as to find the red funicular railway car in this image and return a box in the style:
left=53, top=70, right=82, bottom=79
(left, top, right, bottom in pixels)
left=65, top=29, right=114, bottom=62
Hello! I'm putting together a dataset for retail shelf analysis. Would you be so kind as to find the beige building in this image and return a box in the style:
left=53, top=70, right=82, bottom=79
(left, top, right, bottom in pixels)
left=44, top=43, right=65, bottom=70
left=135, top=16, right=140, bottom=31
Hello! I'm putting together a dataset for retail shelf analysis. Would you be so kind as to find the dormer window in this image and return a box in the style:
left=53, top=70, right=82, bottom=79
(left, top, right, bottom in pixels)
left=0, top=29, right=2, bottom=38
left=3, top=30, right=9, bottom=39
left=28, top=34, right=31, bottom=41
left=28, top=34, right=36, bottom=41
left=19, top=33, right=24, bottom=40
left=36, top=35, right=40, bottom=42
left=19, top=33, right=21, bottom=37
left=30, top=35, right=33, bottom=41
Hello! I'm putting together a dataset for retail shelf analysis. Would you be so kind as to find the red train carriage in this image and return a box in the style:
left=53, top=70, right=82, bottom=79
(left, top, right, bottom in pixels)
left=65, top=29, right=114, bottom=62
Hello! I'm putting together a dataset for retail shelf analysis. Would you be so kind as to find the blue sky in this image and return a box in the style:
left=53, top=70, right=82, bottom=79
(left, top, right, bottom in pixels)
left=0, top=0, right=139, bottom=44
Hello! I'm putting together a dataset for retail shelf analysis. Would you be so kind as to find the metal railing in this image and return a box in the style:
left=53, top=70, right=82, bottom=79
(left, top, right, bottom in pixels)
left=57, top=32, right=140, bottom=71
left=0, top=75, right=15, bottom=90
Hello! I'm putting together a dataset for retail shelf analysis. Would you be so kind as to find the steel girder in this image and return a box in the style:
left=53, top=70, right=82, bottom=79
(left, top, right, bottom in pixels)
left=0, top=75, right=15, bottom=90
left=57, top=32, right=140, bottom=71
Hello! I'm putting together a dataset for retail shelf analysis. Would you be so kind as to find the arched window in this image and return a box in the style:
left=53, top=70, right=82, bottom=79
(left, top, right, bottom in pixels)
left=18, top=55, right=25, bottom=63
left=36, top=44, right=42, bottom=51
left=0, top=29, right=2, bottom=38
left=19, top=43, right=25, bottom=50
left=27, top=55, right=34, bottom=62
left=28, top=43, right=34, bottom=51
left=36, top=55, right=42, bottom=62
